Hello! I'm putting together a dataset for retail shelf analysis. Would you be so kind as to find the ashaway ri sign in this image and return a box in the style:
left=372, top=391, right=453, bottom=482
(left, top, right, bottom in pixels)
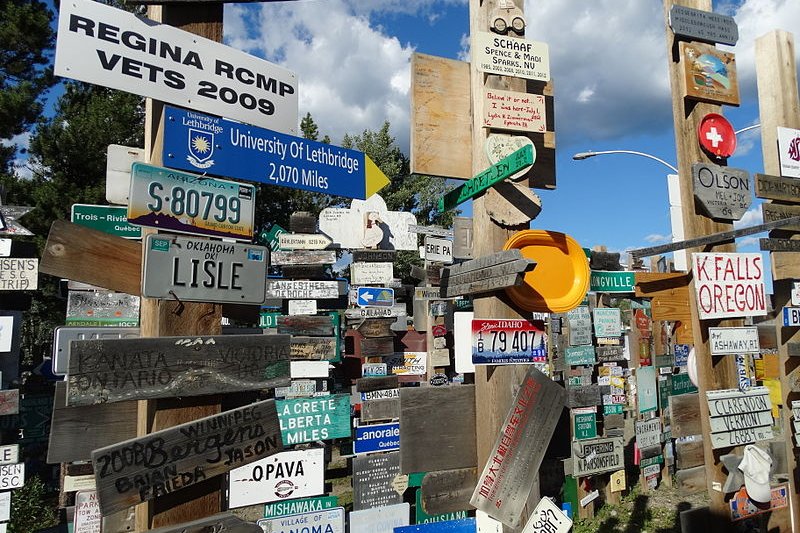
left=55, top=0, right=298, bottom=133
left=693, top=253, right=766, bottom=320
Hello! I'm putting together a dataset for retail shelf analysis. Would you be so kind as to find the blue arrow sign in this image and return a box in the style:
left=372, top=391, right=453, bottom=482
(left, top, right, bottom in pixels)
left=162, top=105, right=389, bottom=200
left=357, top=287, right=395, bottom=308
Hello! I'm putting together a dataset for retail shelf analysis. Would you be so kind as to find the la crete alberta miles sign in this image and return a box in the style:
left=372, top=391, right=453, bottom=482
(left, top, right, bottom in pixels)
left=693, top=253, right=766, bottom=320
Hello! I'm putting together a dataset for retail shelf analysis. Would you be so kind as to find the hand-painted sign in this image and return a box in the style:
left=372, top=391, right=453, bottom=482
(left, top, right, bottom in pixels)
left=142, top=234, right=267, bottom=304
left=693, top=253, right=766, bottom=319
left=669, top=4, right=739, bottom=45
left=438, top=145, right=534, bottom=212
left=471, top=319, right=546, bottom=364
left=128, top=163, right=255, bottom=240
left=349, top=502, right=410, bottom=533
left=572, top=437, right=624, bottom=477
left=0, top=206, right=33, bottom=236
left=680, top=42, right=740, bottom=107
left=354, top=422, right=400, bottom=455
left=71, top=204, right=141, bottom=239
left=567, top=306, right=592, bottom=345
left=263, top=495, right=338, bottom=518
left=424, top=236, right=453, bottom=263
left=590, top=271, right=635, bottom=293
left=0, top=463, right=24, bottom=489
left=564, top=345, right=595, bottom=366
left=276, top=394, right=350, bottom=445
left=708, top=327, right=759, bottom=355
left=778, top=126, right=800, bottom=179
left=265, top=280, right=339, bottom=300
left=229, top=448, right=324, bottom=508
left=92, top=399, right=282, bottom=515
left=319, top=195, right=416, bottom=251
left=0, top=258, right=37, bottom=291
left=592, top=308, right=621, bottom=338
left=522, top=497, right=572, bottom=533
left=351, top=262, right=394, bottom=285
left=473, top=31, right=550, bottom=81
left=163, top=106, right=388, bottom=200
left=55, top=0, right=297, bottom=133
left=692, top=163, right=751, bottom=220
left=352, top=452, right=402, bottom=511
left=258, top=508, right=344, bottom=533
left=471, top=367, right=566, bottom=527
left=483, top=88, right=546, bottom=133
left=635, top=418, right=662, bottom=449
left=706, top=387, right=773, bottom=449
left=357, top=287, right=394, bottom=308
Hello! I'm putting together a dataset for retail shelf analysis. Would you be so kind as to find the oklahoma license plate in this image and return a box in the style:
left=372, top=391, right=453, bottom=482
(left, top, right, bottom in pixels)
left=128, top=163, right=255, bottom=241
left=472, top=319, right=547, bottom=364
left=142, top=235, right=267, bottom=304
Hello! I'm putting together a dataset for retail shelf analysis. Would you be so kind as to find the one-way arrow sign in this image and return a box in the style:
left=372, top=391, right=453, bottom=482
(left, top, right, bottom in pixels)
left=163, top=105, right=389, bottom=200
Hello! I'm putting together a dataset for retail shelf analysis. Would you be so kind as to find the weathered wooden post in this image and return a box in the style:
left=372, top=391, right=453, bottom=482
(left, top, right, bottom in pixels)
left=755, top=29, right=800, bottom=530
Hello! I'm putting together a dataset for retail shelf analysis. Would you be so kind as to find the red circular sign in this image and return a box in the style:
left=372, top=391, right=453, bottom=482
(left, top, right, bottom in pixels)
left=698, top=113, right=737, bottom=158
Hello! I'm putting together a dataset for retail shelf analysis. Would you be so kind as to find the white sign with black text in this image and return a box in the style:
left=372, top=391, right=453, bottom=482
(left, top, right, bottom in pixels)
left=228, top=448, right=324, bottom=508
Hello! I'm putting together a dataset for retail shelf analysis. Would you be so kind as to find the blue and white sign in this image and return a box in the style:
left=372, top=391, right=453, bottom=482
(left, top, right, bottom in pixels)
left=674, top=344, right=690, bottom=367
left=784, top=307, right=800, bottom=327
left=350, top=503, right=409, bottom=533
left=163, top=105, right=389, bottom=200
left=357, top=287, right=395, bottom=308
left=257, top=507, right=344, bottom=533
left=395, top=518, right=477, bottom=532
left=354, top=422, right=400, bottom=455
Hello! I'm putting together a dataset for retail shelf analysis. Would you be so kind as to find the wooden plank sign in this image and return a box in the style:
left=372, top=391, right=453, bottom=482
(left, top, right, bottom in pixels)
left=357, top=318, right=396, bottom=338
left=290, top=336, right=337, bottom=360
left=351, top=262, right=394, bottom=285
left=671, top=393, right=702, bottom=438
left=0, top=258, right=37, bottom=291
left=91, top=399, right=282, bottom=515
left=571, top=437, right=625, bottom=477
left=761, top=203, right=800, bottom=232
left=706, top=387, right=773, bottom=449
left=276, top=394, right=350, bottom=445
left=67, top=335, right=290, bottom=406
left=760, top=238, right=800, bottom=253
left=266, top=280, right=340, bottom=299
left=679, top=42, right=740, bottom=106
left=755, top=172, right=800, bottom=202
left=278, top=314, right=337, bottom=336
left=692, top=163, right=751, bottom=220
left=693, top=253, right=766, bottom=319
left=440, top=250, right=535, bottom=298
left=271, top=250, right=336, bottom=265
left=353, top=451, right=403, bottom=511
left=399, top=386, right=477, bottom=473
left=471, top=367, right=566, bottom=527
left=146, top=513, right=262, bottom=533
left=669, top=4, right=739, bottom=45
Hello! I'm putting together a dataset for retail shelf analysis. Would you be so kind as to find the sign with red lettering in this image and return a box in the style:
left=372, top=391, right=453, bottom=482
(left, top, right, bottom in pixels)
left=692, top=253, right=766, bottom=320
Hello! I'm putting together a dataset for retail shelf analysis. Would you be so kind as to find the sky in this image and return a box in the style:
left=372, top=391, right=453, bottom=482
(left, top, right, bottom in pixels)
left=220, top=0, right=800, bottom=265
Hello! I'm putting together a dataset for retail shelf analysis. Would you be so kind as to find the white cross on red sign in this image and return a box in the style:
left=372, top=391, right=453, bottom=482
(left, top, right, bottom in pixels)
left=698, top=113, right=736, bottom=158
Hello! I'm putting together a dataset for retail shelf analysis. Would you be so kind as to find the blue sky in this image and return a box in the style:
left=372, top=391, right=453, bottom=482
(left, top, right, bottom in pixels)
left=220, top=0, right=800, bottom=264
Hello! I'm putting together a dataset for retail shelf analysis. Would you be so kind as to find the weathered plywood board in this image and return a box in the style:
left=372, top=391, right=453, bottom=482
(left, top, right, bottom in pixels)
left=352, top=452, right=403, bottom=511
left=290, top=336, right=338, bottom=360
left=762, top=202, right=800, bottom=232
left=144, top=513, right=262, bottom=533
left=40, top=220, right=142, bottom=295
left=360, top=337, right=395, bottom=357
left=67, top=335, right=290, bottom=405
left=755, top=173, right=800, bottom=202
left=675, top=465, right=706, bottom=496
left=421, top=468, right=477, bottom=516
left=271, top=250, right=336, bottom=266
left=92, top=399, right=282, bottom=516
left=47, top=382, right=137, bottom=464
left=356, top=376, right=399, bottom=393
left=671, top=393, right=702, bottom=438
left=278, top=315, right=336, bottom=336
left=362, top=398, right=401, bottom=422
left=675, top=439, right=705, bottom=470
left=634, top=272, right=693, bottom=344
left=399, top=386, right=477, bottom=474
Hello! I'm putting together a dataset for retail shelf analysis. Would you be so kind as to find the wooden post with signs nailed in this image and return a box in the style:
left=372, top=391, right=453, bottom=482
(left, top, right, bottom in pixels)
left=663, top=0, right=743, bottom=528
left=468, top=0, right=546, bottom=526
left=137, top=5, right=224, bottom=531
left=755, top=29, right=800, bottom=528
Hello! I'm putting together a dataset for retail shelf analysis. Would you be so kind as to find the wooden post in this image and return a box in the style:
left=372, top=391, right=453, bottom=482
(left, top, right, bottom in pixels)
left=663, top=0, right=738, bottom=528
left=135, top=4, right=224, bottom=531
left=755, top=29, right=800, bottom=531
left=469, top=1, right=543, bottom=528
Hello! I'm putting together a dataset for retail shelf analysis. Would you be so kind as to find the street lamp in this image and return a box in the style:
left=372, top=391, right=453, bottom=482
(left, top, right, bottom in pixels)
left=571, top=150, right=678, bottom=173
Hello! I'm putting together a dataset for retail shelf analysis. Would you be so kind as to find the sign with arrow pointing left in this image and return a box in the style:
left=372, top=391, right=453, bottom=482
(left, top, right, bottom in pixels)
left=163, top=105, right=390, bottom=200
left=357, top=287, right=395, bottom=308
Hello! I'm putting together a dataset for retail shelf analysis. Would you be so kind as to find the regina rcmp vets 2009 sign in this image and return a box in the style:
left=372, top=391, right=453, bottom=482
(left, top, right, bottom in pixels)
left=55, top=0, right=298, bottom=133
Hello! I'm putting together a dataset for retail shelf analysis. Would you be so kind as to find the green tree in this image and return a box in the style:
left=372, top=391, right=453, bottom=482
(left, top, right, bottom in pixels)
left=9, top=476, right=58, bottom=533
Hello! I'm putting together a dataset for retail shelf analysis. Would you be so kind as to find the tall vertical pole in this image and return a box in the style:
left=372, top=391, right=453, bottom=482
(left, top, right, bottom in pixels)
left=756, top=29, right=800, bottom=532
left=469, top=0, right=541, bottom=528
left=662, top=0, right=738, bottom=528
left=136, top=4, right=224, bottom=531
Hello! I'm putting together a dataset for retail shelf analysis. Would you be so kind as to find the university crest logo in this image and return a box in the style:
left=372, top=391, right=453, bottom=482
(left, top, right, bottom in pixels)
left=187, top=129, right=215, bottom=169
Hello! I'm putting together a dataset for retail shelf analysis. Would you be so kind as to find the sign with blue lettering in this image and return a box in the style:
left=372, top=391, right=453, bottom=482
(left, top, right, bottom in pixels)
left=354, top=422, right=400, bottom=455
left=257, top=507, right=345, bottom=533
left=395, top=518, right=477, bottom=532
left=357, top=287, right=395, bottom=308
left=163, top=105, right=389, bottom=200
left=674, top=344, right=690, bottom=367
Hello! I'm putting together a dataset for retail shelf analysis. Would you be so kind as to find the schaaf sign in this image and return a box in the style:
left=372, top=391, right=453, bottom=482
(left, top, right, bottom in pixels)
left=67, top=335, right=290, bottom=406
left=55, top=0, right=298, bottom=134
left=163, top=105, right=389, bottom=200
left=471, top=319, right=547, bottom=364
left=91, top=399, right=282, bottom=515
left=142, top=234, right=268, bottom=304
left=128, top=163, right=255, bottom=241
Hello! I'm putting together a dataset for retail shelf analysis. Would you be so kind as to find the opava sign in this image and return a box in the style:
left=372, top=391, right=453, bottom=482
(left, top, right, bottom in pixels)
left=55, top=0, right=297, bottom=133
left=693, top=253, right=766, bottom=320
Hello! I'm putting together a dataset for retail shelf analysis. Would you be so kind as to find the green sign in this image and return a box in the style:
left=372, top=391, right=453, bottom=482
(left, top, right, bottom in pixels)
left=590, top=271, right=636, bottom=293
left=659, top=374, right=671, bottom=410
left=604, top=404, right=624, bottom=415
left=259, top=312, right=280, bottom=328
left=260, top=223, right=287, bottom=251
left=408, top=472, right=426, bottom=488
left=71, top=204, right=141, bottom=239
left=574, top=411, right=597, bottom=440
left=263, top=496, right=338, bottom=518
left=415, top=489, right=469, bottom=524
left=671, top=373, right=698, bottom=396
left=565, top=345, right=596, bottom=366
left=655, top=355, right=674, bottom=368
left=438, top=145, right=534, bottom=212
left=276, top=394, right=351, bottom=445
left=640, top=454, right=664, bottom=468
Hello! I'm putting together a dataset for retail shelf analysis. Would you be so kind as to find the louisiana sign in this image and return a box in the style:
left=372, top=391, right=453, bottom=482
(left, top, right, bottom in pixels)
left=163, top=105, right=389, bottom=200
left=55, top=0, right=297, bottom=133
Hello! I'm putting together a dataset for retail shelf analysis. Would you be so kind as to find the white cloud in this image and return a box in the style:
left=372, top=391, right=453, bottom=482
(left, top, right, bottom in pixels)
left=736, top=236, right=760, bottom=247
left=734, top=205, right=763, bottom=228
left=644, top=233, right=671, bottom=244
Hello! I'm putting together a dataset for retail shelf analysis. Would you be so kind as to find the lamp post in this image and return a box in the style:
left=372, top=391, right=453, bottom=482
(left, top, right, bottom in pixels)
left=572, top=150, right=679, bottom=173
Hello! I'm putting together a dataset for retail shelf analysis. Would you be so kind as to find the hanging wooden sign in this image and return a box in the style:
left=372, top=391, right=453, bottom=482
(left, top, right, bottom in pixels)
left=271, top=250, right=336, bottom=265
left=91, top=399, right=282, bottom=515
left=571, top=437, right=625, bottom=477
left=692, top=163, right=751, bottom=220
left=706, top=387, right=773, bottom=449
left=440, top=250, right=535, bottom=298
left=693, top=252, right=766, bottom=319
left=679, top=42, right=740, bottom=106
left=760, top=238, right=800, bottom=252
left=357, top=318, right=396, bottom=338
left=67, top=335, right=290, bottom=406
left=266, top=280, right=340, bottom=299
left=278, top=314, right=338, bottom=336
left=754, top=172, right=800, bottom=202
